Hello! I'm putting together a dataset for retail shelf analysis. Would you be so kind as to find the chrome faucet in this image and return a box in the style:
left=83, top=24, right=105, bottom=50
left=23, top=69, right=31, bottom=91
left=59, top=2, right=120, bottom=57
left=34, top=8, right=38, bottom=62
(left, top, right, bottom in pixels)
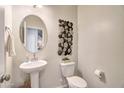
left=32, top=53, right=38, bottom=61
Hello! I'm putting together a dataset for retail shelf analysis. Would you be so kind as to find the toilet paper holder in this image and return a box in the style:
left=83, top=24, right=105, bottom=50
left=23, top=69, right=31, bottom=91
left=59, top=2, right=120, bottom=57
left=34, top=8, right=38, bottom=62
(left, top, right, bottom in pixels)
left=94, top=69, right=104, bottom=79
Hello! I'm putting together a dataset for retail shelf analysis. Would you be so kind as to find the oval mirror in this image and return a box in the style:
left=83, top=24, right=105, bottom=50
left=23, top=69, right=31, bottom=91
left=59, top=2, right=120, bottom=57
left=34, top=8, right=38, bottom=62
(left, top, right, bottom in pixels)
left=20, top=15, right=47, bottom=53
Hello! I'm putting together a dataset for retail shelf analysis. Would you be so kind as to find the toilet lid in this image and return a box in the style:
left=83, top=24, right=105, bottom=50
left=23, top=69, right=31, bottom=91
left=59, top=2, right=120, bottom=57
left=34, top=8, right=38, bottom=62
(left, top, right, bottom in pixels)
left=67, top=76, right=87, bottom=88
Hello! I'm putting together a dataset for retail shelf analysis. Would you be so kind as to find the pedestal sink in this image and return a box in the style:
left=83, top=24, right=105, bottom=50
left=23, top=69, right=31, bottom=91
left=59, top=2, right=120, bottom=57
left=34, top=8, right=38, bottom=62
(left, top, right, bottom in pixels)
left=19, top=60, right=47, bottom=88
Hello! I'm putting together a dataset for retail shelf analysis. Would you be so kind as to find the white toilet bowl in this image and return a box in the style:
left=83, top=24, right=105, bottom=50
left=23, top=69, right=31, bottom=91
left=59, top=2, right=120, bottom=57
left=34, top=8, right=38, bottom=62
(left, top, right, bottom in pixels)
left=60, top=61, right=87, bottom=88
left=67, top=76, right=87, bottom=88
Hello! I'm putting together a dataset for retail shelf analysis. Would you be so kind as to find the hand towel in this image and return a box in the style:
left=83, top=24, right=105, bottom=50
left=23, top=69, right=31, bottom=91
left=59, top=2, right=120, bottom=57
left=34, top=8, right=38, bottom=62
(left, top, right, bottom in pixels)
left=6, top=29, right=16, bottom=57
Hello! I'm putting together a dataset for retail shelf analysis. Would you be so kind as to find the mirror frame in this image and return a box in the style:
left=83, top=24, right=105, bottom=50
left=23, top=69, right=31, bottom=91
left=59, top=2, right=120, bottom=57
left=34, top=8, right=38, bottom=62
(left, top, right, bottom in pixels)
left=19, top=14, right=48, bottom=53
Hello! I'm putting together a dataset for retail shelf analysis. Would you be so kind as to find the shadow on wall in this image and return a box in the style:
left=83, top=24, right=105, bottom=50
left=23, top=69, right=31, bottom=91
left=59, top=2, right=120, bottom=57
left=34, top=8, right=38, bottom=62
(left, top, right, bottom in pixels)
left=100, top=73, right=106, bottom=83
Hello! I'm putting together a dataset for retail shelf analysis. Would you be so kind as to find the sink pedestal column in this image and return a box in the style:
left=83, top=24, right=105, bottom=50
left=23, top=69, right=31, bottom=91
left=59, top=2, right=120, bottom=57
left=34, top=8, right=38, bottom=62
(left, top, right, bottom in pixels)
left=30, top=72, right=39, bottom=88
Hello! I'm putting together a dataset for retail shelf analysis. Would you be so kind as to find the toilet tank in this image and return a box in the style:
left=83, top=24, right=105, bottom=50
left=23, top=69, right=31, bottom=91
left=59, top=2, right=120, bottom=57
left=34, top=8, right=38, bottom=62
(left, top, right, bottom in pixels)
left=60, top=61, right=75, bottom=77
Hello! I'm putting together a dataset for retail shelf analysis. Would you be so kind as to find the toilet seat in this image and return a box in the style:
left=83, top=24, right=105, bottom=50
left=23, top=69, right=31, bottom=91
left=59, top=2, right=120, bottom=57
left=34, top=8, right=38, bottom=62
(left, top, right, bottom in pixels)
left=67, top=76, right=87, bottom=88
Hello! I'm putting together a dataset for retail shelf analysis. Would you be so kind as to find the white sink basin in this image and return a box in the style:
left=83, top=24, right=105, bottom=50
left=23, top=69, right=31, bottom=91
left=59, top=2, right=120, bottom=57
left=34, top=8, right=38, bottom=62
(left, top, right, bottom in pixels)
left=19, top=60, right=47, bottom=73
left=19, top=60, right=47, bottom=88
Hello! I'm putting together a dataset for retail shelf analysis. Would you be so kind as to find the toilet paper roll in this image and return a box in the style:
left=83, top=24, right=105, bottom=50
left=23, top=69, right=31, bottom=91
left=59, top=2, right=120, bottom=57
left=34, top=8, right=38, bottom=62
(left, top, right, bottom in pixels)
left=94, top=69, right=103, bottom=79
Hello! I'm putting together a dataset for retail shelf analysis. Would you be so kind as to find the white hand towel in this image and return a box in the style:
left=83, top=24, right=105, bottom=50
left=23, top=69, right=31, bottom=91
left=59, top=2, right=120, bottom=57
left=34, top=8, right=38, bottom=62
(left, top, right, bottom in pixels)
left=6, top=30, right=16, bottom=57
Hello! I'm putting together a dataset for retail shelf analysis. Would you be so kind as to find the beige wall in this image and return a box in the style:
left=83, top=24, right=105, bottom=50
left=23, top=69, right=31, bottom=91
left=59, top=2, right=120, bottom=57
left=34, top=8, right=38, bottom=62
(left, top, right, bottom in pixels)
left=4, top=6, right=13, bottom=87
left=78, top=6, right=124, bottom=88
left=12, top=5, right=77, bottom=87
left=0, top=6, right=5, bottom=79
left=0, top=6, right=13, bottom=88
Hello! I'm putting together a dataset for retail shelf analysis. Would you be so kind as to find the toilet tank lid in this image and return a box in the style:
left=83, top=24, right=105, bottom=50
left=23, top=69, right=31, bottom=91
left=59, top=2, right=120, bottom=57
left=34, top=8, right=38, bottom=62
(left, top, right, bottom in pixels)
left=60, top=61, right=75, bottom=66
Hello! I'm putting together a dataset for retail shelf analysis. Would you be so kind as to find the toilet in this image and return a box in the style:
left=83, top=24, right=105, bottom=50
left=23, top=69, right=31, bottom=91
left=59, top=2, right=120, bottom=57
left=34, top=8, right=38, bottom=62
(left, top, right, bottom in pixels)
left=60, top=61, right=87, bottom=88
